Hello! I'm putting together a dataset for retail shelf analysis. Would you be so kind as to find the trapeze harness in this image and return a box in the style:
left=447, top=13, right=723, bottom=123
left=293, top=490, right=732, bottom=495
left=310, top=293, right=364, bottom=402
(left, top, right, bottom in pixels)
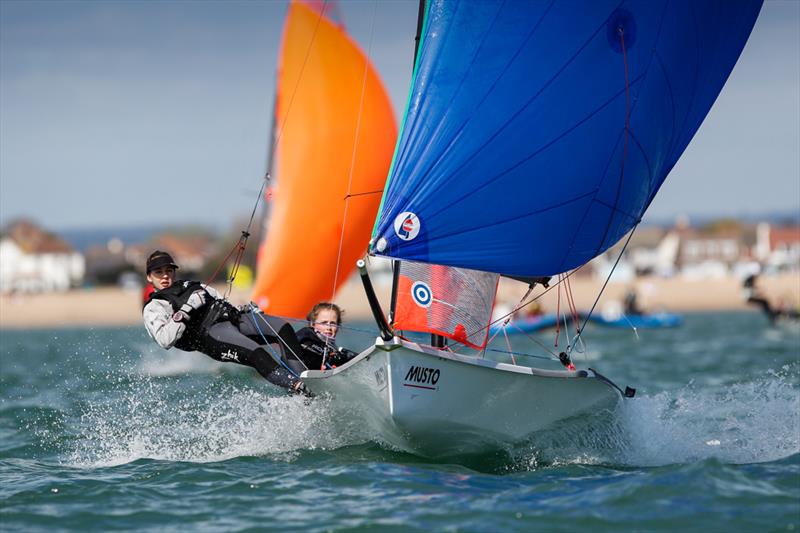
left=296, top=327, right=357, bottom=370
left=144, top=280, right=236, bottom=353
left=144, top=281, right=309, bottom=393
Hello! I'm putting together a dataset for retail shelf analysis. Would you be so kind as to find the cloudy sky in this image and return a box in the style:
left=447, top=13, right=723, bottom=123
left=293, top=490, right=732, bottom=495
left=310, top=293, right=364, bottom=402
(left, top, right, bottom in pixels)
left=1, top=0, right=797, bottom=232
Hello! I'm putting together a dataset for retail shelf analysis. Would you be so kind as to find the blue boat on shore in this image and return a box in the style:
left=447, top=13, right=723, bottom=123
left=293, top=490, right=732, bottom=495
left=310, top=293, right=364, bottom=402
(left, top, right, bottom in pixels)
left=586, top=312, right=683, bottom=329
left=489, top=314, right=562, bottom=335
left=491, top=310, right=682, bottom=335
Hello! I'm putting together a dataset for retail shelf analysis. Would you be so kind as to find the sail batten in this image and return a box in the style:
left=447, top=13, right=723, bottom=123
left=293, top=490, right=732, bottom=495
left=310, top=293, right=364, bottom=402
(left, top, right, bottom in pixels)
left=371, top=0, right=762, bottom=278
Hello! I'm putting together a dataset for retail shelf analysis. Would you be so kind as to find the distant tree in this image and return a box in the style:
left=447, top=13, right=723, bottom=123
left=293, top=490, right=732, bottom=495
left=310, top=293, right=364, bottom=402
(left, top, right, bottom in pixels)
left=703, top=219, right=742, bottom=234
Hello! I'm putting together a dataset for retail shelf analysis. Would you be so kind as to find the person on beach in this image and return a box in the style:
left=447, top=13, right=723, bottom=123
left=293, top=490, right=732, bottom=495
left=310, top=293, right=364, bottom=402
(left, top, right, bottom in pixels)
left=624, top=287, right=644, bottom=316
left=743, top=273, right=800, bottom=324
left=295, top=302, right=358, bottom=370
left=142, top=250, right=307, bottom=393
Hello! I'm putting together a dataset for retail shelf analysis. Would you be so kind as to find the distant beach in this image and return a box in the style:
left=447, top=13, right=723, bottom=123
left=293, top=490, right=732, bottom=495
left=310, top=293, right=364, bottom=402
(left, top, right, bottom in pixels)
left=1, top=273, right=797, bottom=330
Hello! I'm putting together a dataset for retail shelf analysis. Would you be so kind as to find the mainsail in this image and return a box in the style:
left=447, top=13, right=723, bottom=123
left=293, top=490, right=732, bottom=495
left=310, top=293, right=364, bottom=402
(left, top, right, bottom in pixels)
left=372, top=0, right=762, bottom=279
left=252, top=0, right=397, bottom=318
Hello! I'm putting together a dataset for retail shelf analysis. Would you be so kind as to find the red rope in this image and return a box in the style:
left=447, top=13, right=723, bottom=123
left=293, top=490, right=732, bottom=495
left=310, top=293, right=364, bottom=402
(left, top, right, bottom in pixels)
left=565, top=275, right=580, bottom=328
left=204, top=232, right=249, bottom=290
left=554, top=274, right=562, bottom=348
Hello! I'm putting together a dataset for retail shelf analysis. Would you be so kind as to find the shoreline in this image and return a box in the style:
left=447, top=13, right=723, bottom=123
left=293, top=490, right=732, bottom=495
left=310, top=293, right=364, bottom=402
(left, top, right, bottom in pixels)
left=1, top=273, right=797, bottom=330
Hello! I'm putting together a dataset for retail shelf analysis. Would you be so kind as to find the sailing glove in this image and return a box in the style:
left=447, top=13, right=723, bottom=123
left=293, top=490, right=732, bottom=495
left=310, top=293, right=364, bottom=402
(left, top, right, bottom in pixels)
left=186, top=289, right=207, bottom=310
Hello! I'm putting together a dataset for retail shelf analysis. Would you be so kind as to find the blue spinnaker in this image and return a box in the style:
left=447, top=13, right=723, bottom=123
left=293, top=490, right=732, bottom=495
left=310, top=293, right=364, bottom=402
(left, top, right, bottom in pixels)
left=371, top=0, right=762, bottom=278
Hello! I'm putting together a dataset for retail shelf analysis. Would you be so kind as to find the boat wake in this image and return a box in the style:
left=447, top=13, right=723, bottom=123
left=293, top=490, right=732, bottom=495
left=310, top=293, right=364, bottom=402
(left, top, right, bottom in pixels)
left=66, top=362, right=798, bottom=470
left=67, top=377, right=371, bottom=468
left=617, top=367, right=799, bottom=466
left=507, top=366, right=800, bottom=469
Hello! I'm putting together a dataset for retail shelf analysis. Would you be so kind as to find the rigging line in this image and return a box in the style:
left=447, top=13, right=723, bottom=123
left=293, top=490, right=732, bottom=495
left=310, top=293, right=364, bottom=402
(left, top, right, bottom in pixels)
left=343, top=188, right=384, bottom=200
left=485, top=321, right=559, bottom=362
left=206, top=2, right=330, bottom=299
left=501, top=327, right=516, bottom=365
left=331, top=0, right=378, bottom=302
left=562, top=276, right=574, bottom=345
left=445, top=267, right=584, bottom=352
left=569, top=224, right=638, bottom=355
left=483, top=267, right=583, bottom=335
left=566, top=275, right=580, bottom=328
left=225, top=178, right=269, bottom=298
left=247, top=303, right=307, bottom=375
left=508, top=321, right=558, bottom=359
left=251, top=310, right=381, bottom=338
left=594, top=24, right=632, bottom=258
left=269, top=1, right=329, bottom=157
left=554, top=274, right=562, bottom=347
left=500, top=283, right=535, bottom=328
left=484, top=347, right=558, bottom=363
left=204, top=178, right=268, bottom=298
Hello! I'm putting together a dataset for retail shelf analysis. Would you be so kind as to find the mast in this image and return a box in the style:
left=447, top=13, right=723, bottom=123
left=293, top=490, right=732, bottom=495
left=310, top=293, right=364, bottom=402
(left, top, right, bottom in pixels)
left=265, top=90, right=278, bottom=180
left=389, top=0, right=426, bottom=324
left=390, top=0, right=429, bottom=334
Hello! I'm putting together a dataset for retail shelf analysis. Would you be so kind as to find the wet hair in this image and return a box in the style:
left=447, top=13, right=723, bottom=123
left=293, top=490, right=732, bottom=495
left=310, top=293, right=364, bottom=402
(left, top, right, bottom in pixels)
left=307, top=302, right=343, bottom=325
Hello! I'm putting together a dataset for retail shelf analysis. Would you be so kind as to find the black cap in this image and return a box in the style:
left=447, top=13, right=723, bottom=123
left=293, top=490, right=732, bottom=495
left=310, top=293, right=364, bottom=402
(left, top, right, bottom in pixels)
left=146, top=250, right=179, bottom=273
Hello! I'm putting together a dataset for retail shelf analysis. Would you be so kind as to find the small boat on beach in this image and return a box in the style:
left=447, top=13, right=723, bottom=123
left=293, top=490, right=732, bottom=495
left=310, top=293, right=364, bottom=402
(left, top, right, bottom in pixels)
left=489, top=310, right=682, bottom=336
left=488, top=313, right=562, bottom=335
left=590, top=311, right=682, bottom=329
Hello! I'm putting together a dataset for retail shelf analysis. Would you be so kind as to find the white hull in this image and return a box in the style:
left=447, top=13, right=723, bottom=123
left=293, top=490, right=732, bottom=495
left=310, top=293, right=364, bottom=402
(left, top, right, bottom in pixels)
left=300, top=337, right=622, bottom=456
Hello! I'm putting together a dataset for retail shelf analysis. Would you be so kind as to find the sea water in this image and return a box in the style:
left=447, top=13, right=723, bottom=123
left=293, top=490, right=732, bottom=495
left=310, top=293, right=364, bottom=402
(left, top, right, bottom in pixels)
left=1, top=311, right=798, bottom=532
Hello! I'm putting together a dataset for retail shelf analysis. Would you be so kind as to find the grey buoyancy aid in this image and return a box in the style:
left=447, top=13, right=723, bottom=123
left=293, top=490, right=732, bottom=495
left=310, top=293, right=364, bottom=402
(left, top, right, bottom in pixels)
left=144, top=280, right=216, bottom=352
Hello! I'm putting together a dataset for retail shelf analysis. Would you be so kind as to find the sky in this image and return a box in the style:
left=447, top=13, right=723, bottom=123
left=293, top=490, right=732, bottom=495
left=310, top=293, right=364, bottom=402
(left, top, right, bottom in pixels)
left=0, top=0, right=798, bottom=233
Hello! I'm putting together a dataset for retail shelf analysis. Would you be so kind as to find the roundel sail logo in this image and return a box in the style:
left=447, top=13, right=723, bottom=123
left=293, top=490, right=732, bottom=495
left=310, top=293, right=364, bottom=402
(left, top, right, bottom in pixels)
left=411, top=281, right=433, bottom=308
left=393, top=212, right=420, bottom=241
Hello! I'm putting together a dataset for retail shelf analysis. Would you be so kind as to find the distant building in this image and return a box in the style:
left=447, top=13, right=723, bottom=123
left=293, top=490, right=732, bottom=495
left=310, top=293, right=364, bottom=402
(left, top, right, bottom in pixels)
left=0, top=220, right=85, bottom=293
left=759, top=223, right=800, bottom=272
left=83, top=240, right=130, bottom=284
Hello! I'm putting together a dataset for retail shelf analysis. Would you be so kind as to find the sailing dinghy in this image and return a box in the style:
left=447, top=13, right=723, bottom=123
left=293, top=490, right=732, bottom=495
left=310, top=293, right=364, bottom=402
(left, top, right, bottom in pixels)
left=298, top=0, right=762, bottom=455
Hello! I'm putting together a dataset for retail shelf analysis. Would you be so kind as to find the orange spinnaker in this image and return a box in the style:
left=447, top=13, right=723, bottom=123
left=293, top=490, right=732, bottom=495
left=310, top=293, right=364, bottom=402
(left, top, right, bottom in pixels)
left=251, top=0, right=397, bottom=319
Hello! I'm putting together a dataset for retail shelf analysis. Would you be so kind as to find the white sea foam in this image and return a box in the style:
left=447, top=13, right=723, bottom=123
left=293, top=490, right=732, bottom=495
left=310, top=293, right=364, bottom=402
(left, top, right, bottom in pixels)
left=514, top=367, right=800, bottom=468
left=69, top=352, right=799, bottom=469
left=68, top=378, right=372, bottom=468
left=618, top=368, right=800, bottom=466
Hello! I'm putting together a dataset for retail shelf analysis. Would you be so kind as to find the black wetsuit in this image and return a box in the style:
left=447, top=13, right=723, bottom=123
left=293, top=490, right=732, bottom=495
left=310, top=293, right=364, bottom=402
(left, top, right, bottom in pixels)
left=295, top=327, right=357, bottom=370
left=143, top=281, right=304, bottom=391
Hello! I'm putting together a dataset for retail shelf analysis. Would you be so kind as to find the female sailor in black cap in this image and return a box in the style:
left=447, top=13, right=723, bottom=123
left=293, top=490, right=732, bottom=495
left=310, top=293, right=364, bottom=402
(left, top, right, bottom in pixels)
left=142, top=250, right=307, bottom=394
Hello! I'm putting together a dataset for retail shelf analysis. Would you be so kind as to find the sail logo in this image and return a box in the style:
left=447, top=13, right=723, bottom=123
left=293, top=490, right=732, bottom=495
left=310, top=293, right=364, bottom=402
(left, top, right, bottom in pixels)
left=411, top=281, right=433, bottom=308
left=394, top=212, right=420, bottom=241
left=403, top=365, right=440, bottom=390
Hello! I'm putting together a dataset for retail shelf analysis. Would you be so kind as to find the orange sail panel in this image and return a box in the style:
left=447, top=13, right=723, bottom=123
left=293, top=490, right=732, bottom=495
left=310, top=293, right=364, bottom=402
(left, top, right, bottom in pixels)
left=252, top=1, right=397, bottom=319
